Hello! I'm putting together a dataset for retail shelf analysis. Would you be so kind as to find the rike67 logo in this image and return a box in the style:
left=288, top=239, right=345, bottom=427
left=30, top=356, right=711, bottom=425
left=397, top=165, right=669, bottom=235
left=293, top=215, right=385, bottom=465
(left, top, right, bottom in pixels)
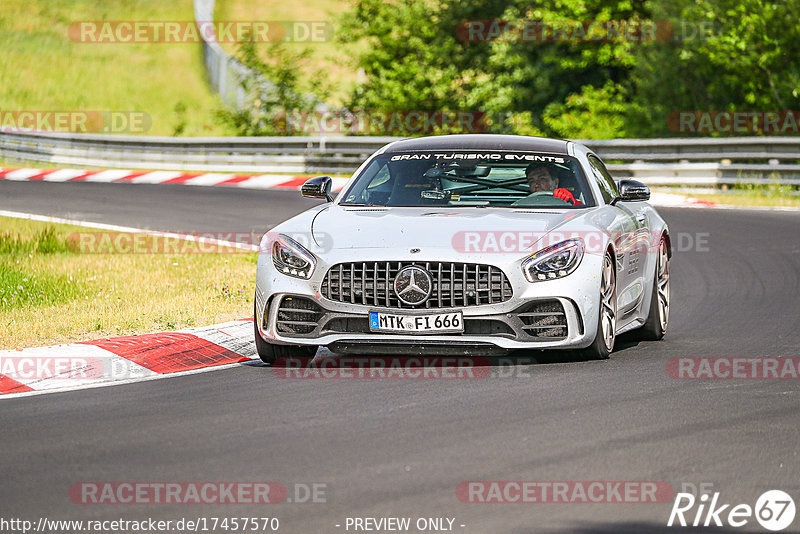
left=668, top=489, right=796, bottom=531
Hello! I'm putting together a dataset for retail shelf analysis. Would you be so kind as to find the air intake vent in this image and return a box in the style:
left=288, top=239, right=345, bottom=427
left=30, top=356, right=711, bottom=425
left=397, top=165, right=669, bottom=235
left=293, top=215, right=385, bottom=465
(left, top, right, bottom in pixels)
left=516, top=300, right=568, bottom=339
left=276, top=296, right=323, bottom=336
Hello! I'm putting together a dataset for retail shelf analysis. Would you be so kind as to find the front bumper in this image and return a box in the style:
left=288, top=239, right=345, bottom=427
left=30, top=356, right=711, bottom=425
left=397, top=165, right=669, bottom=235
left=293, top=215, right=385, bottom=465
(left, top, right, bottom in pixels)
left=255, top=250, right=604, bottom=354
left=256, top=295, right=599, bottom=354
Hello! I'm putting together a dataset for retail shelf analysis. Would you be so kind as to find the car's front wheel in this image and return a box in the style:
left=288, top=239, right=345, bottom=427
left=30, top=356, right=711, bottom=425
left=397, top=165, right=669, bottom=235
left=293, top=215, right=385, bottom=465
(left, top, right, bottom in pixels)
left=254, top=302, right=317, bottom=364
left=582, top=252, right=617, bottom=360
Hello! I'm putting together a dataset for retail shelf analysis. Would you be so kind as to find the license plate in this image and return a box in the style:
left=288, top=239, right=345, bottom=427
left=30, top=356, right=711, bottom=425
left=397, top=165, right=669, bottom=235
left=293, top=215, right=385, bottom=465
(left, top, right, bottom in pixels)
left=369, top=311, right=464, bottom=334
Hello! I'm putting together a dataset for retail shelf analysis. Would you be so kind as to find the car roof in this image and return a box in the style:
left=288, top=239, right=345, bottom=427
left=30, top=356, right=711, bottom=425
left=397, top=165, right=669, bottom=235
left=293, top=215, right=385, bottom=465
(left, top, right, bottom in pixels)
left=380, top=134, right=570, bottom=155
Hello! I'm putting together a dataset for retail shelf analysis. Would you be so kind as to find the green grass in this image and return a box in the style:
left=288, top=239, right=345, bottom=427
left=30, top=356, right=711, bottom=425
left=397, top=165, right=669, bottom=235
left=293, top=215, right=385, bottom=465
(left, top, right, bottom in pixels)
left=214, top=0, right=357, bottom=104
left=0, top=225, right=72, bottom=254
left=0, top=267, right=84, bottom=311
left=0, top=216, right=257, bottom=349
left=0, top=0, right=232, bottom=136
left=0, top=224, right=87, bottom=310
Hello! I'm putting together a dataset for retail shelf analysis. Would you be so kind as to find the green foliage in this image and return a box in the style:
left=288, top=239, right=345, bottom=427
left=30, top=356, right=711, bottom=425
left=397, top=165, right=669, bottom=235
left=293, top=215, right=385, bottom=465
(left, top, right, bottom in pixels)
left=214, top=40, right=331, bottom=135
left=339, top=0, right=800, bottom=138
left=337, top=0, right=508, bottom=113
left=0, top=226, right=72, bottom=255
left=630, top=0, right=800, bottom=136
left=542, top=82, right=631, bottom=139
left=470, top=0, right=648, bottom=135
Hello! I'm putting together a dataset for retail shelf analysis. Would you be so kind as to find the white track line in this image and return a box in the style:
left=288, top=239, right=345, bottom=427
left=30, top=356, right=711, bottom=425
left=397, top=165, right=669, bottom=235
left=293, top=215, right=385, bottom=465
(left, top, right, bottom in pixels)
left=0, top=210, right=259, bottom=251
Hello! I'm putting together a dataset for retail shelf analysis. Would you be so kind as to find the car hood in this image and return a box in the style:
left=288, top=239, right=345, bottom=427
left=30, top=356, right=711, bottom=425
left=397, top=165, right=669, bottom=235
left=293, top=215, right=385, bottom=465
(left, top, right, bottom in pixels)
left=300, top=205, right=597, bottom=252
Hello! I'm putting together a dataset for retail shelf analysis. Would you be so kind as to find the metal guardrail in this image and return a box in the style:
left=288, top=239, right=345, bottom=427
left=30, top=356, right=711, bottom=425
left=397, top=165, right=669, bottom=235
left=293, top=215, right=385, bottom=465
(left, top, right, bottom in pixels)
left=194, top=0, right=250, bottom=108
left=0, top=131, right=398, bottom=173
left=1, top=130, right=799, bottom=185
left=580, top=137, right=800, bottom=163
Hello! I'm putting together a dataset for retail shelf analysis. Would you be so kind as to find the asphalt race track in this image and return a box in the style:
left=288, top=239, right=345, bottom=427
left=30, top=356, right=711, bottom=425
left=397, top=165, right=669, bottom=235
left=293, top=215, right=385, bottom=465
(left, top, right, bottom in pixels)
left=1, top=180, right=799, bottom=533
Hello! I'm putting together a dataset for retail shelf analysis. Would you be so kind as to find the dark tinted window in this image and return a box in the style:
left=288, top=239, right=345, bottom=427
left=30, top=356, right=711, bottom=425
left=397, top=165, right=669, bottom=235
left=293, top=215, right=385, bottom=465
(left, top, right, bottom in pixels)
left=341, top=152, right=595, bottom=209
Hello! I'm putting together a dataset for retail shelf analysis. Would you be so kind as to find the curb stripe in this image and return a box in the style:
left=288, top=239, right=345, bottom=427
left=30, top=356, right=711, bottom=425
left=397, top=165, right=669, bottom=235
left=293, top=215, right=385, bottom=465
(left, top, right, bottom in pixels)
left=183, top=173, right=238, bottom=186
left=111, top=170, right=152, bottom=183
left=42, top=169, right=91, bottom=182
left=216, top=174, right=258, bottom=186
left=0, top=166, right=320, bottom=194
left=25, top=170, right=54, bottom=181
left=0, top=167, right=745, bottom=209
left=0, top=320, right=256, bottom=398
left=0, top=344, right=155, bottom=392
left=83, top=332, right=249, bottom=374
left=0, top=374, right=35, bottom=395
left=229, top=175, right=298, bottom=189
left=272, top=177, right=309, bottom=189
left=161, top=172, right=204, bottom=184
left=3, top=168, right=43, bottom=180
left=127, top=171, right=187, bottom=184
left=67, top=170, right=104, bottom=181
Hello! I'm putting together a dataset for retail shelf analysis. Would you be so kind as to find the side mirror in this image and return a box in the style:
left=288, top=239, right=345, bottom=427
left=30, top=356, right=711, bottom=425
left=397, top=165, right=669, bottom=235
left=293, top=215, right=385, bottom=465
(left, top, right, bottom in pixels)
left=301, top=176, right=333, bottom=202
left=614, top=179, right=650, bottom=204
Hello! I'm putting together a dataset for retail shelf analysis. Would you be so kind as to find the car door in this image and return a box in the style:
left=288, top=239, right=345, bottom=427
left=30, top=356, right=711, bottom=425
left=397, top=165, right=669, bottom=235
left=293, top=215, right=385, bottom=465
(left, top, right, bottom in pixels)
left=587, top=155, right=649, bottom=316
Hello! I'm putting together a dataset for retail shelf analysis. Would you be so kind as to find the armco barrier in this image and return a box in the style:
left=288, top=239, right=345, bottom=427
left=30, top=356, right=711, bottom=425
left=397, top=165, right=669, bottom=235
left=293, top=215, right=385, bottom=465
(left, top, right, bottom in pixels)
left=1, top=130, right=799, bottom=185
left=194, top=0, right=250, bottom=108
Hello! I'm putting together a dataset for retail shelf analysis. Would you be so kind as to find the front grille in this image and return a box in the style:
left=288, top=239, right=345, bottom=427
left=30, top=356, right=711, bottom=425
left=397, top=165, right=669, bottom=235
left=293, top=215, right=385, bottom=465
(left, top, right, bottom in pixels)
left=276, top=296, right=323, bottom=335
left=321, top=261, right=513, bottom=309
left=516, top=300, right=567, bottom=339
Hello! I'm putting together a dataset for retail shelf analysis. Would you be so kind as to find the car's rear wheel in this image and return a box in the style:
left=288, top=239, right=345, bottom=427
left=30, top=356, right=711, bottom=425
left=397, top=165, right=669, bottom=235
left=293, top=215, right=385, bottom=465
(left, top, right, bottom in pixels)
left=254, top=301, right=317, bottom=364
left=582, top=252, right=617, bottom=360
left=638, top=237, right=670, bottom=340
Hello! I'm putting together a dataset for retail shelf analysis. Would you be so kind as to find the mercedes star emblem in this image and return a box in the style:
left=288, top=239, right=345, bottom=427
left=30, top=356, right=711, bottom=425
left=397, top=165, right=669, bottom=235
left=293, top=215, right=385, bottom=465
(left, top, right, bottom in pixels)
left=393, top=266, right=433, bottom=306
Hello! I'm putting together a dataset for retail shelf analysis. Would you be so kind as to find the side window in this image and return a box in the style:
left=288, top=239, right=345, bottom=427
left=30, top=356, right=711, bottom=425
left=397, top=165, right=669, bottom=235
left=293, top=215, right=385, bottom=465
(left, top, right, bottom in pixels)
left=367, top=165, right=391, bottom=190
left=344, top=160, right=391, bottom=203
left=588, top=155, right=619, bottom=204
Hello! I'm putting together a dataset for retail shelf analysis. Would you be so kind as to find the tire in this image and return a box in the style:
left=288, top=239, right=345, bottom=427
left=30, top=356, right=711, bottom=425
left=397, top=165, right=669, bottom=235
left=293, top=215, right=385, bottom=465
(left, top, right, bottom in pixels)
left=637, top=237, right=670, bottom=341
left=254, top=301, right=317, bottom=364
left=582, top=252, right=617, bottom=360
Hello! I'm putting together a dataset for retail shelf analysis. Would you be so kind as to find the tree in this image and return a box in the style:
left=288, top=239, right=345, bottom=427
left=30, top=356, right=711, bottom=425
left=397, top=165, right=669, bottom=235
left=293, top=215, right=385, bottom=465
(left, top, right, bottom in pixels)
left=337, top=0, right=509, bottom=128
left=630, top=0, right=800, bottom=136
left=338, top=0, right=652, bottom=137
left=339, top=0, right=800, bottom=139
left=215, top=39, right=330, bottom=136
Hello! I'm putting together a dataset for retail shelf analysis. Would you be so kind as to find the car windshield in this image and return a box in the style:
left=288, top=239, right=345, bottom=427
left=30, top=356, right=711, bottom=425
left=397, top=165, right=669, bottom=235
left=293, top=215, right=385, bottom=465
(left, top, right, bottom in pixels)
left=339, top=151, right=595, bottom=208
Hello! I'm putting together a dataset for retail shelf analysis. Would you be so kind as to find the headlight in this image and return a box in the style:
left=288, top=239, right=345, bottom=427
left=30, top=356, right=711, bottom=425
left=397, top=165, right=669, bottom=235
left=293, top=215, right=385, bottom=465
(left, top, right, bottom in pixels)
left=522, top=238, right=584, bottom=282
left=272, top=235, right=316, bottom=279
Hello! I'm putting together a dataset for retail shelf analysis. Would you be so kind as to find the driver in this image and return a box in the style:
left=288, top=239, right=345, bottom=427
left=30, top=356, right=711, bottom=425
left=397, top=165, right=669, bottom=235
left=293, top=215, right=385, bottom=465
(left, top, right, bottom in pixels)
left=525, top=164, right=583, bottom=205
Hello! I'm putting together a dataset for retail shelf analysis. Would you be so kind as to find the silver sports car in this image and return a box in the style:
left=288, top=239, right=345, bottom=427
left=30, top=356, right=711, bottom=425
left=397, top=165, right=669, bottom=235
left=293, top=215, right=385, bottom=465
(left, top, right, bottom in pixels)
left=254, top=135, right=671, bottom=361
